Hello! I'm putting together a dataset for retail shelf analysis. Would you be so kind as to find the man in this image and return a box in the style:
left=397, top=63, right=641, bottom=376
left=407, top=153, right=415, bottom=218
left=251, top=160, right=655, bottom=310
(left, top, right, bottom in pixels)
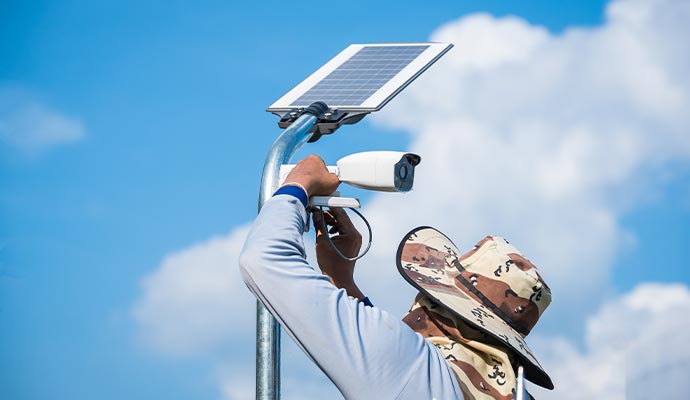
left=240, top=155, right=553, bottom=399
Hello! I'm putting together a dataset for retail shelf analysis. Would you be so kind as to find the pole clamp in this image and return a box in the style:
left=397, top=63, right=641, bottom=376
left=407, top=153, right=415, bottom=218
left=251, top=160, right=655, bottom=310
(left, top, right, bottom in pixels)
left=276, top=101, right=367, bottom=143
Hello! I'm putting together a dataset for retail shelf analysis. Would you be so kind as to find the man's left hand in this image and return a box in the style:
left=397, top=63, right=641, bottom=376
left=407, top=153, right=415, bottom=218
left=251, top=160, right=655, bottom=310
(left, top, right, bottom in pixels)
left=313, top=207, right=365, bottom=301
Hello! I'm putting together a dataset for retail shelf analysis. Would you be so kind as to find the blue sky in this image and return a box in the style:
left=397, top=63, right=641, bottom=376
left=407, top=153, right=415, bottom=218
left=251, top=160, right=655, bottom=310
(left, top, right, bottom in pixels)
left=2, top=0, right=689, bottom=399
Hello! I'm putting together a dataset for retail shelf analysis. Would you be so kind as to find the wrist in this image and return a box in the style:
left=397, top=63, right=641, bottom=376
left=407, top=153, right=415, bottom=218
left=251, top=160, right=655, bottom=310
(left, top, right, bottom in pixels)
left=281, top=181, right=309, bottom=197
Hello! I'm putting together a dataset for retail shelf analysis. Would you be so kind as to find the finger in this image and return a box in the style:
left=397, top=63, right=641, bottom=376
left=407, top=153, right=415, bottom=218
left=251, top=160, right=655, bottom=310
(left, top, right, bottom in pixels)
left=309, top=154, right=327, bottom=168
left=327, top=207, right=348, bottom=218
left=312, top=210, right=328, bottom=236
left=322, top=210, right=336, bottom=225
left=327, top=207, right=356, bottom=231
left=326, top=172, right=341, bottom=192
left=312, top=208, right=323, bottom=225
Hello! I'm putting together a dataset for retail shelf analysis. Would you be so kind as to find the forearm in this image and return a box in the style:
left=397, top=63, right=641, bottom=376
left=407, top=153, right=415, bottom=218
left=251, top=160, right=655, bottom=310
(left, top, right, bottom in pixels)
left=239, top=195, right=364, bottom=348
left=238, top=195, right=331, bottom=321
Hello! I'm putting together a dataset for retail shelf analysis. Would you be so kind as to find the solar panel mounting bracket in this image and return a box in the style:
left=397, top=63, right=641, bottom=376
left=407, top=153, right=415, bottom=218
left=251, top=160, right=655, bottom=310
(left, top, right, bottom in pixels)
left=274, top=106, right=368, bottom=143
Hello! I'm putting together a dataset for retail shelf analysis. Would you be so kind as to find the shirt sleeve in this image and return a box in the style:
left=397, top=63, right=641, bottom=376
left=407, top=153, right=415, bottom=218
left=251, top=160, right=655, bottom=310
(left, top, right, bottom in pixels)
left=239, top=195, right=461, bottom=400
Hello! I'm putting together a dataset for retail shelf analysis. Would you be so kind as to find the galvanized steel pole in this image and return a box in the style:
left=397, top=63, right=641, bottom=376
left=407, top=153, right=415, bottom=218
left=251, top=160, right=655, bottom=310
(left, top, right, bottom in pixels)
left=256, top=105, right=325, bottom=400
left=516, top=366, right=527, bottom=400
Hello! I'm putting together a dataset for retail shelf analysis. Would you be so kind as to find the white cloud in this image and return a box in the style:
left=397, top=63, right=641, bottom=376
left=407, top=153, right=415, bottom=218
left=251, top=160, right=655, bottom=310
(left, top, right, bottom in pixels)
left=132, top=224, right=324, bottom=356
left=529, top=283, right=690, bottom=399
left=217, top=337, right=342, bottom=400
left=132, top=226, right=255, bottom=355
left=359, top=0, right=690, bottom=325
left=0, top=86, right=85, bottom=154
left=217, top=367, right=254, bottom=400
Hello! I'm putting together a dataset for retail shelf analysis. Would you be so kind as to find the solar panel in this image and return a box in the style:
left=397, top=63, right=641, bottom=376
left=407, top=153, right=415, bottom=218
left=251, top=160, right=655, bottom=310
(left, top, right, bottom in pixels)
left=289, top=46, right=428, bottom=107
left=267, top=43, right=453, bottom=113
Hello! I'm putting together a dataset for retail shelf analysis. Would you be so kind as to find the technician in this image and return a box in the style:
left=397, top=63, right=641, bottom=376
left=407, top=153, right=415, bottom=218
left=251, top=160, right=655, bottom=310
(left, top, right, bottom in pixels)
left=239, top=154, right=461, bottom=399
left=239, top=154, right=553, bottom=399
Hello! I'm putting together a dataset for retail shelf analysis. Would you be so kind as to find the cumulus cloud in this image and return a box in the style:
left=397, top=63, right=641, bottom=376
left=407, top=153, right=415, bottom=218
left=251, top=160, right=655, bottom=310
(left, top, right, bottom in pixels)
left=359, top=0, right=690, bottom=326
left=132, top=226, right=255, bottom=355
left=530, top=283, right=690, bottom=399
left=132, top=224, right=323, bottom=356
left=217, top=336, right=343, bottom=400
left=0, top=86, right=85, bottom=154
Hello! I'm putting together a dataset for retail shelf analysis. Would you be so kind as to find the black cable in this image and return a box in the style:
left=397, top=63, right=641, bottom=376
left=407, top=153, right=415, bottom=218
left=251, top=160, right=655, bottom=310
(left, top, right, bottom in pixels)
left=317, top=206, right=372, bottom=261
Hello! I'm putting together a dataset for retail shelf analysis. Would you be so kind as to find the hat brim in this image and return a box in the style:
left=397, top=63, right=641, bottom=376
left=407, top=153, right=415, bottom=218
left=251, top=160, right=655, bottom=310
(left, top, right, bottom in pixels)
left=396, top=226, right=554, bottom=390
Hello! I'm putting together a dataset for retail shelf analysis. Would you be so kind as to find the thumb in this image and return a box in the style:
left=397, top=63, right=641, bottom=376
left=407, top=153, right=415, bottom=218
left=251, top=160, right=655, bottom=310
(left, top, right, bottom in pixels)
left=324, top=173, right=341, bottom=194
left=311, top=209, right=326, bottom=237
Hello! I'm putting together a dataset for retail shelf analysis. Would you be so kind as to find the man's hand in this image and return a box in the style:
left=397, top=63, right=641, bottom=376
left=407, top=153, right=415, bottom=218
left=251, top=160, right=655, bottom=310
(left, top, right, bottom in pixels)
left=313, top=208, right=365, bottom=301
left=283, top=154, right=340, bottom=196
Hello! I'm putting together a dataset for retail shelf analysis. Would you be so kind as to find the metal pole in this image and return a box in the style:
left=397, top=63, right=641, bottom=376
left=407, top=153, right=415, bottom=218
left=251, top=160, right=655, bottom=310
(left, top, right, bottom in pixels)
left=516, top=366, right=527, bottom=400
left=256, top=110, right=320, bottom=400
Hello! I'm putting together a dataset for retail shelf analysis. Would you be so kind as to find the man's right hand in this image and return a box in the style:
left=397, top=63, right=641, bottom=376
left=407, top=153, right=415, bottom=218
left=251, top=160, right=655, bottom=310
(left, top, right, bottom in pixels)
left=283, top=154, right=340, bottom=196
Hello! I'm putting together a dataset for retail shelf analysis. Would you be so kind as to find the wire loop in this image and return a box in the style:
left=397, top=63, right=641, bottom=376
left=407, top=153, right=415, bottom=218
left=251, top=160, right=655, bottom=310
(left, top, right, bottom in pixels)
left=315, top=206, right=372, bottom=261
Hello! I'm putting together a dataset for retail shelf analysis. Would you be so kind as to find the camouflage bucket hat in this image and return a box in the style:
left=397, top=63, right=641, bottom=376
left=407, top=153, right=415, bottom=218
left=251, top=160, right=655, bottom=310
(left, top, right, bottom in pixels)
left=396, top=227, right=554, bottom=390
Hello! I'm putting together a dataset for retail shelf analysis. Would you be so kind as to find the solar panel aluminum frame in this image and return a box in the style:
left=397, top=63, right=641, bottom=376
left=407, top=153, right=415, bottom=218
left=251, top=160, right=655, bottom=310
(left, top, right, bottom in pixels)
left=267, top=43, right=453, bottom=114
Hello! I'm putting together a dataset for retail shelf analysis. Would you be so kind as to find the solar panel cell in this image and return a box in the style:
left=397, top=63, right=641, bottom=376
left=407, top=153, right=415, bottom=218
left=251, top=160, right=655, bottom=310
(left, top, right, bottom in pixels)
left=289, top=45, right=429, bottom=108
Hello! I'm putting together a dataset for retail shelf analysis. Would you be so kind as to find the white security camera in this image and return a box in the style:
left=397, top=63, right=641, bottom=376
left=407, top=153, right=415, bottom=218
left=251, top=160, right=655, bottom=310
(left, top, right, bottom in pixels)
left=279, top=151, right=421, bottom=208
left=280, top=151, right=421, bottom=195
left=334, top=151, right=421, bottom=192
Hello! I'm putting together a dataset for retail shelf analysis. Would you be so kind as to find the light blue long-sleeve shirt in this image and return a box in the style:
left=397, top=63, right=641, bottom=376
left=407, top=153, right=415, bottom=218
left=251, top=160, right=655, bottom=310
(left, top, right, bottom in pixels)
left=239, top=194, right=463, bottom=400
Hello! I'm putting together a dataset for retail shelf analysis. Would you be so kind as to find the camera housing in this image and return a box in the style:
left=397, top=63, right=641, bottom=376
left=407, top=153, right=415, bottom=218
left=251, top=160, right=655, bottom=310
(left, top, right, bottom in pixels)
left=280, top=151, right=421, bottom=193
left=335, top=151, right=421, bottom=192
